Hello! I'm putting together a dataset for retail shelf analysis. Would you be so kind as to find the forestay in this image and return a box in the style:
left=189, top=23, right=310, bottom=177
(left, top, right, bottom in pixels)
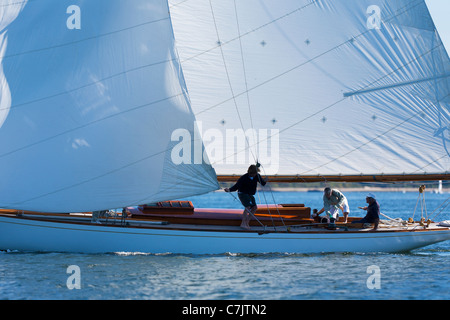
left=0, top=0, right=219, bottom=212
left=169, top=0, right=450, bottom=178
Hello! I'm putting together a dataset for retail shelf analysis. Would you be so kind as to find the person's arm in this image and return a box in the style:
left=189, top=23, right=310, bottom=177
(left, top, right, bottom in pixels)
left=225, top=176, right=243, bottom=192
left=257, top=174, right=267, bottom=186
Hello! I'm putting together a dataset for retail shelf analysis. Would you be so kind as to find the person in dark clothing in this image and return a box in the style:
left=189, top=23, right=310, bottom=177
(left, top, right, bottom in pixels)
left=224, top=164, right=267, bottom=230
left=353, top=193, right=380, bottom=230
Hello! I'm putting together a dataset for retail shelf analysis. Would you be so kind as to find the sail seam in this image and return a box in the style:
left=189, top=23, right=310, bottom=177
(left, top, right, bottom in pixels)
left=0, top=0, right=33, bottom=9
left=1, top=133, right=208, bottom=209
left=412, top=154, right=449, bottom=174
left=1, top=17, right=170, bottom=60
left=0, top=58, right=176, bottom=113
left=0, top=93, right=185, bottom=160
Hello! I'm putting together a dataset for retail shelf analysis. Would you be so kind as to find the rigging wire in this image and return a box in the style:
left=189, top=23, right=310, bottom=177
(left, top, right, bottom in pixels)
left=232, top=0, right=289, bottom=229
left=203, top=0, right=284, bottom=194
left=232, top=0, right=282, bottom=229
left=207, top=0, right=257, bottom=164
left=233, top=0, right=258, bottom=157
left=428, top=196, right=450, bottom=221
left=225, top=191, right=267, bottom=229
left=209, top=0, right=282, bottom=229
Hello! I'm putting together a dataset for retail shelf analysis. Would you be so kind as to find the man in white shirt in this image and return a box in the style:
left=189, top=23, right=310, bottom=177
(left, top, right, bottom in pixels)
left=315, top=187, right=350, bottom=223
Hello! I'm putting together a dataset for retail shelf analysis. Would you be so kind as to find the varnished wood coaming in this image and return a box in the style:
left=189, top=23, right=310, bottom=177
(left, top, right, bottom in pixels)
left=131, top=204, right=312, bottom=227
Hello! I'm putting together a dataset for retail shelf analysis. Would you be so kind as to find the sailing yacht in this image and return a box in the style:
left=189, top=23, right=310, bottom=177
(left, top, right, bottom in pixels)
left=0, top=0, right=449, bottom=253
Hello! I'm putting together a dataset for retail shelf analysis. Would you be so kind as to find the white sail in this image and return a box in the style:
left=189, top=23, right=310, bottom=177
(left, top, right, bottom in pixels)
left=0, top=0, right=218, bottom=212
left=169, top=0, right=450, bottom=177
left=0, top=0, right=25, bottom=129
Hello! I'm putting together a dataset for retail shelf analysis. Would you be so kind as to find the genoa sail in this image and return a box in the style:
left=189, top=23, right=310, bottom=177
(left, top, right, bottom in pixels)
left=0, top=0, right=219, bottom=212
left=169, top=0, right=450, bottom=180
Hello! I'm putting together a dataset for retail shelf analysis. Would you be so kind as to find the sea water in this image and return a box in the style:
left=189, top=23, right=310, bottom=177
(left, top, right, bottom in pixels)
left=0, top=191, right=449, bottom=300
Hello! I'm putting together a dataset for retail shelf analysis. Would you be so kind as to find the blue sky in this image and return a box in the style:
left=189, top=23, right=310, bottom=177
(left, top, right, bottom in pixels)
left=426, top=0, right=450, bottom=52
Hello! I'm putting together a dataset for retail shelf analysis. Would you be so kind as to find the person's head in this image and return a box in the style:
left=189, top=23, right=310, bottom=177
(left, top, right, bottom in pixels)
left=324, top=187, right=332, bottom=198
left=247, top=164, right=260, bottom=177
left=366, top=193, right=376, bottom=204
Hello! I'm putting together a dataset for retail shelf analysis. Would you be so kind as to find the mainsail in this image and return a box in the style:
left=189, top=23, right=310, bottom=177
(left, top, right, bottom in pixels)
left=169, top=0, right=450, bottom=181
left=0, top=0, right=219, bottom=212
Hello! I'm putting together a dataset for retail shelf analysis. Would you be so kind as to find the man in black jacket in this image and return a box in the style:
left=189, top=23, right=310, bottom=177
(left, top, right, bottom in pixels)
left=224, top=164, right=267, bottom=230
left=353, top=193, right=380, bottom=230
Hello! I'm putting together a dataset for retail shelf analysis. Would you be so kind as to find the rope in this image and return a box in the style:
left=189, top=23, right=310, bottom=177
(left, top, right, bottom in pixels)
left=412, top=185, right=429, bottom=221
left=258, top=163, right=287, bottom=230
left=428, top=196, right=450, bottom=221
left=422, top=190, right=428, bottom=219
left=255, top=172, right=278, bottom=231
left=378, top=212, right=406, bottom=228
left=412, top=193, right=420, bottom=221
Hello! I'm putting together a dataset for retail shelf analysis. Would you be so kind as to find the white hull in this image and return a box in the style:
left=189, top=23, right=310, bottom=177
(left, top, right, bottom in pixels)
left=1, top=215, right=450, bottom=254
